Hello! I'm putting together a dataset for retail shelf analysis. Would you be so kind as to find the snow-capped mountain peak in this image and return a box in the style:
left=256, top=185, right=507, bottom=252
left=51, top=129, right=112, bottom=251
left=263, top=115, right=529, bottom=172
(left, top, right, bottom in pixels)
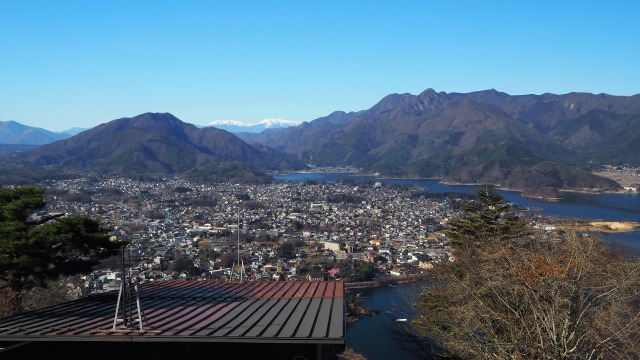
left=206, top=118, right=300, bottom=133
left=207, top=119, right=247, bottom=127
left=257, top=118, right=301, bottom=128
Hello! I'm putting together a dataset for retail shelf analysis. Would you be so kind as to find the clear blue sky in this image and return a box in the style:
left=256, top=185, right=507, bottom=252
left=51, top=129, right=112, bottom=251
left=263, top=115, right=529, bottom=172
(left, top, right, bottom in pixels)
left=1, top=1, right=639, bottom=131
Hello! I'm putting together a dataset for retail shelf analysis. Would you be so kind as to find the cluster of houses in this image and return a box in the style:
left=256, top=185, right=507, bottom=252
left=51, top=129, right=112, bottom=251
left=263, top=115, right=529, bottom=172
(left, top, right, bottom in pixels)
left=41, top=174, right=536, bottom=297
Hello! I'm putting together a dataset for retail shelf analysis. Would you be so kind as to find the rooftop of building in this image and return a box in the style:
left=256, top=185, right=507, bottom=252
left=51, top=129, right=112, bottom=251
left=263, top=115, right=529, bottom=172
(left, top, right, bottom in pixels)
left=0, top=280, right=345, bottom=359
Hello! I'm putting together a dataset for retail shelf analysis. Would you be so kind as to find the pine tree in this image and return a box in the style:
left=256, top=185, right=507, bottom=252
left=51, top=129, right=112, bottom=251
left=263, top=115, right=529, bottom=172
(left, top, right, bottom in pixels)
left=445, top=184, right=527, bottom=244
left=0, top=186, right=120, bottom=314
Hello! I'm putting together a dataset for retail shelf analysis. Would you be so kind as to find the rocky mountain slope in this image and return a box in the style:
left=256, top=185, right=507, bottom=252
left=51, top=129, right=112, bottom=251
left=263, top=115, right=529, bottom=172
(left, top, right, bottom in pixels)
left=240, top=89, right=640, bottom=191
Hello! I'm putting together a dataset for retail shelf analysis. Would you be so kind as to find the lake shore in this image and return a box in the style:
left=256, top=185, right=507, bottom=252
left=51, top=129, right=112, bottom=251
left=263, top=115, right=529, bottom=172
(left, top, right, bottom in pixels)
left=359, top=173, right=634, bottom=199
left=558, top=221, right=640, bottom=233
left=278, top=170, right=638, bottom=198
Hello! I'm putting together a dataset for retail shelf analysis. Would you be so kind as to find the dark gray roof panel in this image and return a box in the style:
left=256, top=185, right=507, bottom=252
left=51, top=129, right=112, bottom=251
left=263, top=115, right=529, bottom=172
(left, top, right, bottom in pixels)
left=0, top=280, right=345, bottom=345
left=276, top=298, right=310, bottom=338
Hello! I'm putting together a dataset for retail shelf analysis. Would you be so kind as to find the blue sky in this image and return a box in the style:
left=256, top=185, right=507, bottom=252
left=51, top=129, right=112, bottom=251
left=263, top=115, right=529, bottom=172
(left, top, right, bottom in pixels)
left=1, top=1, right=639, bottom=131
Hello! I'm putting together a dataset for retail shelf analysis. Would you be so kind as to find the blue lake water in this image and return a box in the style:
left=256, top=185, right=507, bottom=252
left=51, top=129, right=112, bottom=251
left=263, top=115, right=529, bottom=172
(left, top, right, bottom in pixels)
left=275, top=173, right=640, bottom=359
left=274, top=173, right=640, bottom=248
left=345, top=282, right=430, bottom=360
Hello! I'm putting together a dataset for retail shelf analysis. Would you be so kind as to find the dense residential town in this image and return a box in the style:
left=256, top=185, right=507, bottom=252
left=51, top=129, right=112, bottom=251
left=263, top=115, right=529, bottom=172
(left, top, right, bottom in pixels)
left=33, top=173, right=550, bottom=299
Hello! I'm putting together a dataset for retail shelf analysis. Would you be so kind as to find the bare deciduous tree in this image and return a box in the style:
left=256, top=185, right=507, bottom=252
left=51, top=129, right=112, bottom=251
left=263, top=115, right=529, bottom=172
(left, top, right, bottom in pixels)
left=413, top=186, right=640, bottom=359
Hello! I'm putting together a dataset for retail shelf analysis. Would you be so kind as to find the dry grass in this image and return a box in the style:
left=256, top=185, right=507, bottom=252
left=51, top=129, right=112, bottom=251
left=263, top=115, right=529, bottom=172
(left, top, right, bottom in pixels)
left=561, top=221, right=639, bottom=233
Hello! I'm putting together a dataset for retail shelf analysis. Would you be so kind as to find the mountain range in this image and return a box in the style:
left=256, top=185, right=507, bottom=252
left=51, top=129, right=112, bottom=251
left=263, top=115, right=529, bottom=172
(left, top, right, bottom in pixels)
left=0, top=121, right=77, bottom=145
left=207, top=118, right=301, bottom=133
left=236, top=89, right=640, bottom=192
left=14, top=113, right=307, bottom=184
left=2, top=88, right=639, bottom=190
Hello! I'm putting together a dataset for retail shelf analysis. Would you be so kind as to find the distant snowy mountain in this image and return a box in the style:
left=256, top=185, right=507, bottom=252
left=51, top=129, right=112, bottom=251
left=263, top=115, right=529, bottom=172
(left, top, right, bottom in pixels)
left=207, top=118, right=300, bottom=133
left=208, top=119, right=245, bottom=127
left=258, top=118, right=300, bottom=128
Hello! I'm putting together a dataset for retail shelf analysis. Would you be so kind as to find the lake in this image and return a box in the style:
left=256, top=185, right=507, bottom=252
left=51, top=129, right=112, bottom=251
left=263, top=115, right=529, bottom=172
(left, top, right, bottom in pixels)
left=275, top=172, right=640, bottom=359
left=345, top=282, right=433, bottom=360
left=274, top=172, right=640, bottom=248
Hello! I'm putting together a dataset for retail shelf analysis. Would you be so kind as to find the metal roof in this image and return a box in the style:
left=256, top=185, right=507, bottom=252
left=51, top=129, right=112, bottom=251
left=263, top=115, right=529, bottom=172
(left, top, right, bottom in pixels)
left=0, top=280, right=345, bottom=345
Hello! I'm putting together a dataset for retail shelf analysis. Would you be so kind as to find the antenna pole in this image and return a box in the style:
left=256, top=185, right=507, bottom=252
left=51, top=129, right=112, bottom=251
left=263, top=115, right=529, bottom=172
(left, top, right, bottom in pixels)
left=112, top=240, right=127, bottom=330
left=121, top=241, right=127, bottom=327
left=111, top=234, right=146, bottom=333
left=237, top=206, right=243, bottom=282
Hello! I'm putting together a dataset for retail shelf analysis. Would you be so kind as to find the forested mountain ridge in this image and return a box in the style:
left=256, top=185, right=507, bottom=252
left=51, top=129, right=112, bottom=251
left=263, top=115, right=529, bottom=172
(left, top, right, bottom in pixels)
left=240, top=89, right=639, bottom=191
left=3, top=89, right=638, bottom=190
left=16, top=112, right=307, bottom=184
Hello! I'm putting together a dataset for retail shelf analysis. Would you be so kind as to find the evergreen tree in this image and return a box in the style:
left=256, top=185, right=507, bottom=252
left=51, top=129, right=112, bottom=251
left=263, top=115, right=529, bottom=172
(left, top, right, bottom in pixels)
left=0, top=186, right=119, bottom=314
left=445, top=184, right=527, bottom=244
left=341, top=260, right=375, bottom=282
left=277, top=241, right=296, bottom=260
